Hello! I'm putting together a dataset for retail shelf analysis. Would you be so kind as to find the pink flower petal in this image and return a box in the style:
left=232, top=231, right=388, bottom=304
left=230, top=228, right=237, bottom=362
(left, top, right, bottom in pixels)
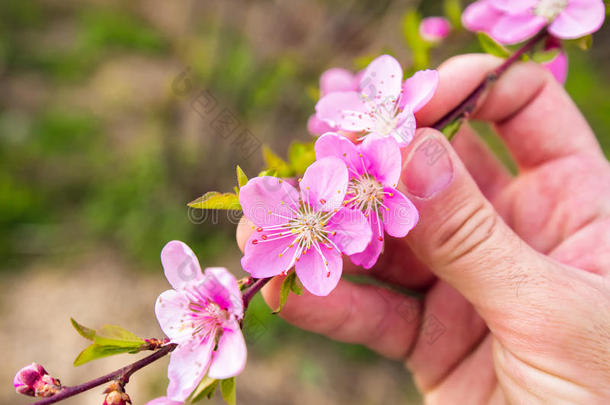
left=542, top=48, right=568, bottom=84
left=489, top=0, right=537, bottom=13
left=299, top=157, right=348, bottom=211
left=161, top=241, right=204, bottom=290
left=314, top=133, right=363, bottom=178
left=381, top=188, right=419, bottom=238
left=491, top=12, right=547, bottom=44
left=320, top=68, right=359, bottom=96
left=295, top=248, right=342, bottom=296
left=462, top=0, right=505, bottom=32
left=145, top=397, right=183, bottom=405
left=207, top=322, right=247, bottom=379
left=315, top=91, right=371, bottom=131
left=349, top=214, right=383, bottom=270
left=239, top=177, right=299, bottom=227
left=359, top=55, right=403, bottom=106
left=388, top=107, right=416, bottom=146
left=200, top=267, right=243, bottom=319
left=360, top=135, right=402, bottom=187
left=241, top=232, right=297, bottom=278
left=167, top=338, right=215, bottom=402
left=326, top=207, right=372, bottom=255
left=307, top=115, right=334, bottom=135
left=419, top=17, right=452, bottom=43
left=400, top=70, right=439, bottom=112
left=155, top=290, right=191, bottom=343
left=549, top=0, right=606, bottom=39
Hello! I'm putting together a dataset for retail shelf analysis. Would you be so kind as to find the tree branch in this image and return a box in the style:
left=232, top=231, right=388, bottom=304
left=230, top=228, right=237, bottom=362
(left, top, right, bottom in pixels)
left=32, top=344, right=177, bottom=405
left=432, top=29, right=548, bottom=132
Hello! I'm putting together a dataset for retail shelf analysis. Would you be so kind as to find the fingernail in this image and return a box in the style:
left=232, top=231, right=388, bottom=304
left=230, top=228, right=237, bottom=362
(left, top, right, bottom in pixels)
left=401, top=131, right=454, bottom=199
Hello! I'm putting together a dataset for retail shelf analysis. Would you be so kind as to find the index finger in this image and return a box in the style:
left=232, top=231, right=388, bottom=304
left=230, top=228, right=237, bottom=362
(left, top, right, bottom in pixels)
left=416, top=54, right=603, bottom=169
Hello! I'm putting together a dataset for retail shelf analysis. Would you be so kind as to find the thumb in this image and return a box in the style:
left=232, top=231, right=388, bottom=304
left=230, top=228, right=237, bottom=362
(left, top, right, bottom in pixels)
left=398, top=128, right=551, bottom=317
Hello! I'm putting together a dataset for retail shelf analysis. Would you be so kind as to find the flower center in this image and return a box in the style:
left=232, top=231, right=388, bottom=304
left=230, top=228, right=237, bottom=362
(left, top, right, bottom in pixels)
left=345, top=175, right=385, bottom=213
left=534, top=0, right=567, bottom=21
left=372, top=106, right=401, bottom=136
left=283, top=203, right=339, bottom=263
left=184, top=293, right=229, bottom=339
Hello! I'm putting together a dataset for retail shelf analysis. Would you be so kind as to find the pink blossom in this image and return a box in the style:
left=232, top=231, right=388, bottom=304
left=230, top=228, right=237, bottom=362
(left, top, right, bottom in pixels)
left=462, top=0, right=606, bottom=44
left=154, top=241, right=246, bottom=402
left=419, top=17, right=452, bottom=43
left=13, top=363, right=61, bottom=397
left=315, top=55, right=438, bottom=146
left=315, top=133, right=419, bottom=268
left=308, top=68, right=361, bottom=135
left=239, top=157, right=371, bottom=296
left=145, top=397, right=183, bottom=405
left=542, top=36, right=568, bottom=83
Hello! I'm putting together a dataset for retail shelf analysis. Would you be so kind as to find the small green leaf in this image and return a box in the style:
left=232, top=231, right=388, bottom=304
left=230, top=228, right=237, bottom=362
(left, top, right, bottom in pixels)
left=258, top=169, right=278, bottom=177
left=191, top=376, right=218, bottom=402
left=532, top=48, right=560, bottom=63
left=188, top=192, right=241, bottom=210
left=290, top=274, right=304, bottom=295
left=443, top=0, right=462, bottom=29
left=273, top=272, right=300, bottom=314
left=288, top=141, right=316, bottom=176
left=236, top=166, right=248, bottom=188
left=263, top=146, right=293, bottom=177
left=441, top=118, right=464, bottom=141
left=477, top=32, right=511, bottom=58
left=71, top=318, right=95, bottom=341
left=73, top=344, right=136, bottom=366
left=94, top=324, right=146, bottom=348
left=220, top=377, right=236, bottom=405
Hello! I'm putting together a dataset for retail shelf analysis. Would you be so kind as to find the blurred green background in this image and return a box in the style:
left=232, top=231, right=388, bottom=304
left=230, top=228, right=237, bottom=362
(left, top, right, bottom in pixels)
left=1, top=0, right=608, bottom=404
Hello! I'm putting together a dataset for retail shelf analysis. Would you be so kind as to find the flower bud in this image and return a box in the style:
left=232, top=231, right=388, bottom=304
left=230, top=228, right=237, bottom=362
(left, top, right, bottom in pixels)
left=419, top=17, right=452, bottom=43
left=103, top=382, right=131, bottom=405
left=13, top=363, right=61, bottom=397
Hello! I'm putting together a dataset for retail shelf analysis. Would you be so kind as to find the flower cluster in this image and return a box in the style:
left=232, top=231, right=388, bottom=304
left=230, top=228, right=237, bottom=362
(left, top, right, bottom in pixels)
left=240, top=55, right=428, bottom=296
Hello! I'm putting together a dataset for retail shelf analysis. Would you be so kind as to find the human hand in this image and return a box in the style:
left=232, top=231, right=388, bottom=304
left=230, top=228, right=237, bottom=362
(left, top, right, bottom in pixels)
left=237, top=54, right=610, bottom=404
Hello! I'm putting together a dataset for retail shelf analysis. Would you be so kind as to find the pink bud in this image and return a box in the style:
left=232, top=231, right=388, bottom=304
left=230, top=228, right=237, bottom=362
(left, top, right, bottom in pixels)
left=419, top=17, right=452, bottom=43
left=103, top=391, right=132, bottom=405
left=13, top=363, right=61, bottom=397
left=103, top=382, right=132, bottom=405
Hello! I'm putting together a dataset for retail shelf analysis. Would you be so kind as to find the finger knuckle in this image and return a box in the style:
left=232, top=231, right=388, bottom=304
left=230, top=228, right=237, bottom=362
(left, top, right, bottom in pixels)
left=434, top=200, right=499, bottom=266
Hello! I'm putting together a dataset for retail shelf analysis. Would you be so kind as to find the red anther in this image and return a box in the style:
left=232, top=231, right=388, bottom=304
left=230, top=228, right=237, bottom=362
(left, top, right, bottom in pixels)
left=256, top=227, right=263, bottom=232
left=320, top=199, right=327, bottom=204
left=261, top=234, right=268, bottom=240
left=378, top=236, right=384, bottom=241
left=252, top=239, right=258, bottom=245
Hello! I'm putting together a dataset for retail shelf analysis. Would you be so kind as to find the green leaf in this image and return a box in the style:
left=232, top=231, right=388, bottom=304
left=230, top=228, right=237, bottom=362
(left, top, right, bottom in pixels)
left=443, top=0, right=462, bottom=29
left=532, top=48, right=560, bottom=63
left=258, top=169, right=278, bottom=177
left=263, top=146, right=293, bottom=177
left=236, top=166, right=248, bottom=189
left=71, top=318, right=95, bottom=341
left=273, top=272, right=300, bottom=314
left=94, top=324, right=146, bottom=348
left=191, top=376, right=219, bottom=402
left=220, top=377, right=236, bottom=405
left=441, top=118, right=464, bottom=141
left=402, top=9, right=430, bottom=70
left=287, top=141, right=316, bottom=176
left=188, top=192, right=241, bottom=210
left=477, top=32, right=511, bottom=58
left=73, top=344, right=136, bottom=366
